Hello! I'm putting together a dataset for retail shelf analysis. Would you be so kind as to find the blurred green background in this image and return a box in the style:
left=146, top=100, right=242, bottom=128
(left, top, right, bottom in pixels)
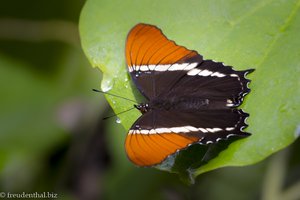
left=0, top=0, right=299, bottom=200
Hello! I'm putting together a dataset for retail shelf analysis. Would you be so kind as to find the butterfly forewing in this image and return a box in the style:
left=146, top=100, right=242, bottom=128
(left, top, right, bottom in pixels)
left=126, top=23, right=202, bottom=99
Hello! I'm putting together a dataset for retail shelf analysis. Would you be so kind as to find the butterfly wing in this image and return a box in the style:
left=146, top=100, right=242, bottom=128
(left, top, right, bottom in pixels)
left=125, top=109, right=249, bottom=166
left=161, top=60, right=254, bottom=108
left=125, top=23, right=253, bottom=106
left=125, top=23, right=203, bottom=99
left=124, top=23, right=253, bottom=167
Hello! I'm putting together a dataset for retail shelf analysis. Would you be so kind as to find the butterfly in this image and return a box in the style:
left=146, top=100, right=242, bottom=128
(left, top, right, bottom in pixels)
left=124, top=23, right=254, bottom=167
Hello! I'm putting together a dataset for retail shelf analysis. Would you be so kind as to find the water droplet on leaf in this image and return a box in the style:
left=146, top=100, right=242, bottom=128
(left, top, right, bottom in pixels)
left=101, top=75, right=114, bottom=92
left=116, top=118, right=121, bottom=124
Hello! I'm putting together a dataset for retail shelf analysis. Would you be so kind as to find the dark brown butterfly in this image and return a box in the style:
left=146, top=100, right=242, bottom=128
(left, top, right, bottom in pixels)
left=124, top=23, right=254, bottom=166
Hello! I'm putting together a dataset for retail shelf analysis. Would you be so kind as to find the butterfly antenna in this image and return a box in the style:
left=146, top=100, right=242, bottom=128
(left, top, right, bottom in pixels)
left=92, top=89, right=138, bottom=103
left=103, top=107, right=136, bottom=120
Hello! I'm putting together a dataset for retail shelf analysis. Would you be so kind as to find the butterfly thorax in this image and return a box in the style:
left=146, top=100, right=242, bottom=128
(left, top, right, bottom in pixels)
left=134, top=104, right=150, bottom=114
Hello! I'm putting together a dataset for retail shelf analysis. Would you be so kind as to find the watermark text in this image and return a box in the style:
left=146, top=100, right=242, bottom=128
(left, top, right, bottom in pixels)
left=0, top=192, right=58, bottom=199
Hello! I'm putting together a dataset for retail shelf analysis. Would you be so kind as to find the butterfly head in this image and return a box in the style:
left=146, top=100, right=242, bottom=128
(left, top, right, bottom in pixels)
left=134, top=103, right=150, bottom=114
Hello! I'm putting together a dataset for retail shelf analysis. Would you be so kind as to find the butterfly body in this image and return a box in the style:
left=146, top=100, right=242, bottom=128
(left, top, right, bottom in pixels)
left=125, top=23, right=254, bottom=167
left=136, top=96, right=209, bottom=112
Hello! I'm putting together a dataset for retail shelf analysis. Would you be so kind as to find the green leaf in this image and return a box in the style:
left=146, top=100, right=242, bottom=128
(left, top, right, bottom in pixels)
left=79, top=0, right=300, bottom=178
left=0, top=46, right=100, bottom=188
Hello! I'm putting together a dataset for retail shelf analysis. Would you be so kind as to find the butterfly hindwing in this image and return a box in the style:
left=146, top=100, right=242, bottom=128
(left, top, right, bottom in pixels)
left=125, top=109, right=249, bottom=166
left=161, top=60, right=254, bottom=108
left=125, top=128, right=200, bottom=166
left=125, top=111, right=202, bottom=166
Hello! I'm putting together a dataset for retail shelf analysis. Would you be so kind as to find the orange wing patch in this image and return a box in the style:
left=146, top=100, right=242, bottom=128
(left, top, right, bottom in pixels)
left=125, top=23, right=198, bottom=69
left=125, top=132, right=200, bottom=166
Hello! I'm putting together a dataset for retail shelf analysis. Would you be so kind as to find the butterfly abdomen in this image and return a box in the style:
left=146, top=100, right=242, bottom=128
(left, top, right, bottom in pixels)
left=151, top=97, right=209, bottom=111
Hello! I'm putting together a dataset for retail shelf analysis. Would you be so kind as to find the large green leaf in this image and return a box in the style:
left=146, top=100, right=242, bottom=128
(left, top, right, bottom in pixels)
left=79, top=0, right=300, bottom=178
left=0, top=47, right=101, bottom=189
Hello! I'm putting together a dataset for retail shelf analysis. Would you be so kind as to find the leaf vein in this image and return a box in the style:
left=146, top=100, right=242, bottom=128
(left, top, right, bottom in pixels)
left=257, top=0, right=300, bottom=67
